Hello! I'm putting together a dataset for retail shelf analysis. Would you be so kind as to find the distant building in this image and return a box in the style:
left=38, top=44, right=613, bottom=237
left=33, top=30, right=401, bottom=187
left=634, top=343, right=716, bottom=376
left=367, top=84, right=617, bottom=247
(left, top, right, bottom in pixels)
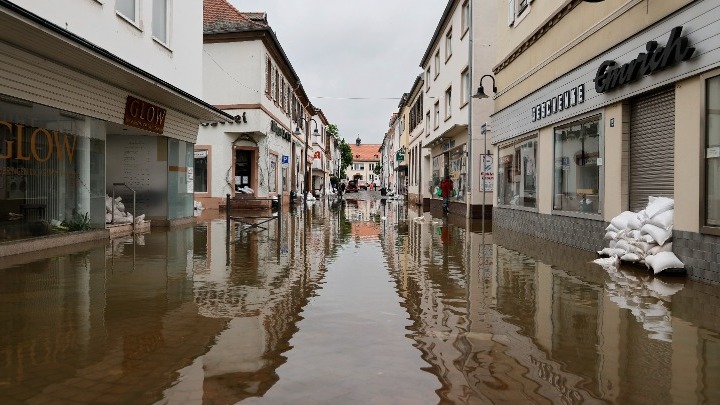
left=347, top=138, right=381, bottom=186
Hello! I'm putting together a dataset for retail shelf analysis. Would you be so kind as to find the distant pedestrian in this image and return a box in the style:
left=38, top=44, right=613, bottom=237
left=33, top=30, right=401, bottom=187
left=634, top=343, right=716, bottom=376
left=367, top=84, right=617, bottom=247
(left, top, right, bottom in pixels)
left=440, top=175, right=454, bottom=212
left=338, top=182, right=346, bottom=198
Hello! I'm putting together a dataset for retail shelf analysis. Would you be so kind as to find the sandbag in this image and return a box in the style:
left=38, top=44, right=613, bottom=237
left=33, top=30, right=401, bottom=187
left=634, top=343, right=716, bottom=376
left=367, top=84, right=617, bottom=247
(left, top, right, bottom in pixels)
left=645, top=251, right=684, bottom=275
left=646, top=209, right=673, bottom=230
left=645, top=196, right=674, bottom=218
left=641, top=223, right=673, bottom=245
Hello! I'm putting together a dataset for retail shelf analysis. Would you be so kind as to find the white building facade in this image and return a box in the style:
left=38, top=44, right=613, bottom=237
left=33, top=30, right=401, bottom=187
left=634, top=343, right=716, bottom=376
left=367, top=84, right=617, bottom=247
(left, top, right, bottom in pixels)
left=0, top=0, right=229, bottom=255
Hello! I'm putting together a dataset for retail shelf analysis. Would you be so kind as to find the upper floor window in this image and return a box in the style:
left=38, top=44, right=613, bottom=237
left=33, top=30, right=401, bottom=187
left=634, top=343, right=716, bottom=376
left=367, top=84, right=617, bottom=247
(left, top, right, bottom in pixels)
left=116, top=0, right=138, bottom=24
left=460, top=68, right=470, bottom=106
left=426, top=111, right=431, bottom=135
left=152, top=0, right=168, bottom=44
left=461, top=1, right=470, bottom=35
left=265, top=56, right=272, bottom=95
left=433, top=101, right=440, bottom=129
left=425, top=68, right=431, bottom=90
left=434, top=51, right=440, bottom=78
left=445, top=29, right=452, bottom=61
left=445, top=87, right=452, bottom=120
left=508, top=0, right=531, bottom=27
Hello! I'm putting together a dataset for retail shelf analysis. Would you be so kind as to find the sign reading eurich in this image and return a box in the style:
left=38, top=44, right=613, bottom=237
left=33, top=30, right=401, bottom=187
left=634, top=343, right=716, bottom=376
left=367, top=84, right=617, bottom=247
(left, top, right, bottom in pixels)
left=124, top=95, right=167, bottom=134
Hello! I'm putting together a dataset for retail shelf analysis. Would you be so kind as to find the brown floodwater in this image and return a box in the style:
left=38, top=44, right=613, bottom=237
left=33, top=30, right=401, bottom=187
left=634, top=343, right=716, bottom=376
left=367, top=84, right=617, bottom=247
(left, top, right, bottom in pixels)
left=1, top=196, right=719, bottom=404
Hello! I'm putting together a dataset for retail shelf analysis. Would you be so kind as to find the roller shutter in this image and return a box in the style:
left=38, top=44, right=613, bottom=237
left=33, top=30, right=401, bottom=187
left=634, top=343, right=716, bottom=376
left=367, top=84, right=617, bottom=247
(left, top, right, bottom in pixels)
left=629, top=87, right=675, bottom=212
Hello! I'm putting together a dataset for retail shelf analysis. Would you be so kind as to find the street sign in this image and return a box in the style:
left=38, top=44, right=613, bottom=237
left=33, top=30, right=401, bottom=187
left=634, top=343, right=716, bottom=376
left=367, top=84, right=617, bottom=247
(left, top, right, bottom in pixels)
left=281, top=155, right=289, bottom=164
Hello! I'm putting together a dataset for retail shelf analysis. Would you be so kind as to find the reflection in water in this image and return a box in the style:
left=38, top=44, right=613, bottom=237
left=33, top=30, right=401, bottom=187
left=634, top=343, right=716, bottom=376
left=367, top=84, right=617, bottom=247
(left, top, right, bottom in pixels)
left=0, top=199, right=719, bottom=404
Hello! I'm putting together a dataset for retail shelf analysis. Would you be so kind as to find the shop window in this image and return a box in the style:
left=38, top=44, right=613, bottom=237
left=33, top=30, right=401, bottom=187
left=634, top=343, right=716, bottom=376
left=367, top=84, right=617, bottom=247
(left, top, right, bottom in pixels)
left=498, top=136, right=537, bottom=208
left=553, top=116, right=601, bottom=213
left=193, top=150, right=208, bottom=193
left=705, top=75, right=720, bottom=226
left=269, top=155, right=277, bottom=193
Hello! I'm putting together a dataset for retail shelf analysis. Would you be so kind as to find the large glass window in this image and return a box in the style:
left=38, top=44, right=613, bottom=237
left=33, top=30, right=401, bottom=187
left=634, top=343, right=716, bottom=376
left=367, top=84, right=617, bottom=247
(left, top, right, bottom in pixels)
left=498, top=136, right=537, bottom=207
left=0, top=98, right=106, bottom=241
left=168, top=139, right=193, bottom=219
left=269, top=155, right=277, bottom=193
left=553, top=116, right=601, bottom=213
left=705, top=75, right=720, bottom=226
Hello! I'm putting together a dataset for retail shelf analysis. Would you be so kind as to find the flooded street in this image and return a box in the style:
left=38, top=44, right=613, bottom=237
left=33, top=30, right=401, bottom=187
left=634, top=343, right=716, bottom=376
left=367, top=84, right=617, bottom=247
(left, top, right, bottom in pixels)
left=1, top=196, right=720, bottom=404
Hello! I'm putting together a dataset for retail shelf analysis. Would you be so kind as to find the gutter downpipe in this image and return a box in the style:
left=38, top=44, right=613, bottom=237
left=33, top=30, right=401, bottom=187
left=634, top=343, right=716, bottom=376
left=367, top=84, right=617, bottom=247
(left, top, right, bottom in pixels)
left=466, top=0, right=474, bottom=221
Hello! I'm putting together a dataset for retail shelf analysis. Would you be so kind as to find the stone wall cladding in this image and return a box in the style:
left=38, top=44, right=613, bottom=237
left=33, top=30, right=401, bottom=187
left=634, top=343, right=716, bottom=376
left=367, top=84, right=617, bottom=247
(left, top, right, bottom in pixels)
left=494, top=207, right=720, bottom=285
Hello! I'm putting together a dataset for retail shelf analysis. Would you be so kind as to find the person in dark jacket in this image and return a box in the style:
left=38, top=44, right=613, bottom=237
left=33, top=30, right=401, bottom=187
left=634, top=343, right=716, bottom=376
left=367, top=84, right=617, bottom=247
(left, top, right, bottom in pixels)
left=440, top=175, right=453, bottom=212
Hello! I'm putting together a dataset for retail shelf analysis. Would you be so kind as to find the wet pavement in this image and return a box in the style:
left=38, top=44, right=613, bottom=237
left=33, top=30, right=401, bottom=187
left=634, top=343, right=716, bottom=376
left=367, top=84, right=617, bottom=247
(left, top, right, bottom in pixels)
left=1, top=191, right=720, bottom=404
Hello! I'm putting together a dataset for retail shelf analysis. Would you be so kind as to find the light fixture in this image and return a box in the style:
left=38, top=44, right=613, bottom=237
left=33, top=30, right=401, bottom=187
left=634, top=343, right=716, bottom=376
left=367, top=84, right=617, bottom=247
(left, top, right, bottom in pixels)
left=583, top=0, right=605, bottom=2
left=473, top=74, right=497, bottom=99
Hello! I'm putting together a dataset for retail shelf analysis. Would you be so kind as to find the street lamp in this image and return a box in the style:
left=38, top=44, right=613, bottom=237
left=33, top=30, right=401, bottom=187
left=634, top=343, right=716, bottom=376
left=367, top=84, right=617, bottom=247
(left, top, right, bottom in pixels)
left=294, top=117, right=319, bottom=205
left=472, top=75, right=496, bottom=234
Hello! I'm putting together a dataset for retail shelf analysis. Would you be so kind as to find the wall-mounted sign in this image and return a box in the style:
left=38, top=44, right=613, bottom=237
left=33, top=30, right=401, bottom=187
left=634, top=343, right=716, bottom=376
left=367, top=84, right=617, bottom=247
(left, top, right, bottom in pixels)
left=531, top=84, right=585, bottom=122
left=594, top=26, right=694, bottom=94
left=124, top=96, right=166, bottom=134
left=270, top=120, right=292, bottom=141
left=396, top=150, right=405, bottom=162
left=313, top=151, right=321, bottom=159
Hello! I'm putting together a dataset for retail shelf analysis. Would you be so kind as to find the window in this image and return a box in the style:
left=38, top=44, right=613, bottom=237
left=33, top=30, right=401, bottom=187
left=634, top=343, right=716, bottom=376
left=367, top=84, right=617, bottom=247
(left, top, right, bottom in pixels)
left=509, top=0, right=531, bottom=27
left=498, top=137, right=536, bottom=207
left=194, top=150, right=208, bottom=193
left=445, top=29, right=452, bottom=61
left=433, top=101, right=440, bottom=129
left=461, top=68, right=470, bottom=106
left=425, top=68, right=431, bottom=90
left=461, top=1, right=470, bottom=35
left=274, top=68, right=279, bottom=102
left=265, top=56, right=271, bottom=95
left=152, top=0, right=168, bottom=44
left=445, top=87, right=452, bottom=120
left=426, top=111, right=431, bottom=134
left=116, top=0, right=138, bottom=24
left=705, top=75, right=720, bottom=226
left=434, top=51, right=440, bottom=78
left=271, top=66, right=277, bottom=101
left=269, top=155, right=277, bottom=193
left=553, top=116, right=602, bottom=213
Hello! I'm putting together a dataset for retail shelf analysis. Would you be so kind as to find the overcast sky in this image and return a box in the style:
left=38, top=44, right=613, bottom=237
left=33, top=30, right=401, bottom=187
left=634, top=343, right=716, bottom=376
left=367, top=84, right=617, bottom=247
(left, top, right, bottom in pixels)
left=228, top=0, right=449, bottom=145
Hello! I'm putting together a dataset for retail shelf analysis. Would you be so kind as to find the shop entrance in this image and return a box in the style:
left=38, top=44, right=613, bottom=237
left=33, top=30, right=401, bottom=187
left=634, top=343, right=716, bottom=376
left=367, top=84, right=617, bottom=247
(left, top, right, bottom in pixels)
left=235, top=149, right=253, bottom=192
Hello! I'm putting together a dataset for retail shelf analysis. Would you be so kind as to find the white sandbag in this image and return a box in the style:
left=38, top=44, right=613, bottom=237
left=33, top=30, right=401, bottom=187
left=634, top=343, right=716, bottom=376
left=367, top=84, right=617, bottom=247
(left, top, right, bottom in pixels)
left=640, top=234, right=655, bottom=243
left=615, top=239, right=631, bottom=252
left=629, top=241, right=656, bottom=254
left=105, top=213, right=112, bottom=223
left=648, top=242, right=673, bottom=256
left=627, top=214, right=644, bottom=230
left=645, top=196, right=674, bottom=218
left=644, top=251, right=684, bottom=275
left=628, top=230, right=642, bottom=240
left=599, top=248, right=614, bottom=256
left=646, top=209, right=673, bottom=230
left=134, top=214, right=145, bottom=224
left=604, top=231, right=618, bottom=241
left=641, top=223, right=673, bottom=245
left=609, top=240, right=617, bottom=249
left=620, top=252, right=640, bottom=262
left=611, top=211, right=637, bottom=230
left=605, top=223, right=620, bottom=233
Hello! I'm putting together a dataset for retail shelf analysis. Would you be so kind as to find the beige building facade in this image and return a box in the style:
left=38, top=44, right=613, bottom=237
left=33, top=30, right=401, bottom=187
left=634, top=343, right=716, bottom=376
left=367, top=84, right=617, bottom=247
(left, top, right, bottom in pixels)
left=491, top=0, right=720, bottom=283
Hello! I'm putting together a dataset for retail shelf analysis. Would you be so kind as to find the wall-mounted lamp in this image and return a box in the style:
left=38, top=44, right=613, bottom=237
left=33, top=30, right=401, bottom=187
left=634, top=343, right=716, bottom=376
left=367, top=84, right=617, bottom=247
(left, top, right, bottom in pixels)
left=294, top=117, right=320, bottom=204
left=473, top=74, right=497, bottom=99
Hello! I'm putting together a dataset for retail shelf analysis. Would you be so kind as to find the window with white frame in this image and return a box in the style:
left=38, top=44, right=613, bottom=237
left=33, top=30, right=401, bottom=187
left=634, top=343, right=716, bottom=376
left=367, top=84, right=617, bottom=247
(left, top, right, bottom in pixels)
left=426, top=111, right=431, bottom=134
left=434, top=51, right=440, bottom=78
left=445, top=87, right=452, bottom=120
left=116, top=0, right=138, bottom=24
left=508, top=0, right=531, bottom=27
left=461, top=1, right=470, bottom=35
left=434, top=101, right=440, bottom=129
left=425, top=68, right=431, bottom=90
left=461, top=67, right=470, bottom=106
left=152, top=0, right=168, bottom=44
left=265, top=55, right=272, bottom=95
left=445, top=28, right=452, bottom=61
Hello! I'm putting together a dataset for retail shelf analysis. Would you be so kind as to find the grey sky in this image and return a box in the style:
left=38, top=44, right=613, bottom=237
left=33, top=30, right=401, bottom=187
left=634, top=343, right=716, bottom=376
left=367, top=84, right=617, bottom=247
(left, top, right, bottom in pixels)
left=229, top=0, right=449, bottom=145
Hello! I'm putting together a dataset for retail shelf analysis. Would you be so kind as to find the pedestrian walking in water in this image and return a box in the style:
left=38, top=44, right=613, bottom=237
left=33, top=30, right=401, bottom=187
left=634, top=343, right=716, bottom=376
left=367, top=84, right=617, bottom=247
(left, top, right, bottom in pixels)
left=338, top=181, right=346, bottom=199
left=440, top=175, right=453, bottom=213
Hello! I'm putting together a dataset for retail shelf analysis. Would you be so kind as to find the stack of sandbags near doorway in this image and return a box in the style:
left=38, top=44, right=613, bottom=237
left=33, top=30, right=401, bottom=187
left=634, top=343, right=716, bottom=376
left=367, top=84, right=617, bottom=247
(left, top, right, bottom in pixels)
left=598, top=196, right=684, bottom=274
left=105, top=195, right=145, bottom=225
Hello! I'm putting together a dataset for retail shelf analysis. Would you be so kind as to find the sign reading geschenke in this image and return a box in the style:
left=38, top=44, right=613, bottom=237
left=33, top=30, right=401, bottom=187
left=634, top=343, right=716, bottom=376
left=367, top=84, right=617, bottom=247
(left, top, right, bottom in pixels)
left=531, top=83, right=585, bottom=123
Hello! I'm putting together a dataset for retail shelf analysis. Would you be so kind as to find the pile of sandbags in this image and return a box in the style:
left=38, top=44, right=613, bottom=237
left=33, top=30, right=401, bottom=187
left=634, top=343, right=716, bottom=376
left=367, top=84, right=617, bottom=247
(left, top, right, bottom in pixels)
left=598, top=196, right=684, bottom=274
left=105, top=195, right=145, bottom=225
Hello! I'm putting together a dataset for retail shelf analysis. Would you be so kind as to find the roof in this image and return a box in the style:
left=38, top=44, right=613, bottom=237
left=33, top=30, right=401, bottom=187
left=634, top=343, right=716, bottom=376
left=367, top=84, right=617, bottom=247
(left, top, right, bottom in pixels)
left=420, top=0, right=457, bottom=68
left=350, top=144, right=382, bottom=162
left=203, top=0, right=267, bottom=32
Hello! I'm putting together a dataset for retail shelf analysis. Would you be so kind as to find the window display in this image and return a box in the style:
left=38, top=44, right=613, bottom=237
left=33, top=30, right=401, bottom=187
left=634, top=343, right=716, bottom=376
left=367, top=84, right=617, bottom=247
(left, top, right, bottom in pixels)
left=553, top=116, right=601, bottom=213
left=498, top=136, right=537, bottom=208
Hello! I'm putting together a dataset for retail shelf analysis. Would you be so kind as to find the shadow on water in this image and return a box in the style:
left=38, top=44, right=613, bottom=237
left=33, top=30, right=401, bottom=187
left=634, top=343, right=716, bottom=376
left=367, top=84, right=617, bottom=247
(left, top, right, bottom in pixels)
left=0, top=197, right=719, bottom=404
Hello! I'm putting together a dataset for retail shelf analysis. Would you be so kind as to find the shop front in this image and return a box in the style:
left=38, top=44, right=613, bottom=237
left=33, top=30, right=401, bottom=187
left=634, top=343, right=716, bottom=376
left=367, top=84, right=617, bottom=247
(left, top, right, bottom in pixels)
left=491, top=0, right=720, bottom=281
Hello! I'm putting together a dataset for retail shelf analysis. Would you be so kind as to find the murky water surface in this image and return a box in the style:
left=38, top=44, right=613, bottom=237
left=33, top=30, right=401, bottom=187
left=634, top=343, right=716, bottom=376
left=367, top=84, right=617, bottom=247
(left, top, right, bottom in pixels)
left=1, top=196, right=719, bottom=404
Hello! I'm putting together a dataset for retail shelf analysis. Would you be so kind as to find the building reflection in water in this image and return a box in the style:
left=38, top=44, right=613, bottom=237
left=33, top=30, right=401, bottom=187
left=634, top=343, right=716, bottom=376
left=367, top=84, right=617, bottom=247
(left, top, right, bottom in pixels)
left=0, top=200, right=720, bottom=404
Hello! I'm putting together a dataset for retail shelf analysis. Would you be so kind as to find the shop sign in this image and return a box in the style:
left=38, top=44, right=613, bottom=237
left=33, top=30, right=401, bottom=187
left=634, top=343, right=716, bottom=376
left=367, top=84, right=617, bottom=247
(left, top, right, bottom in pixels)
left=480, top=155, right=494, bottom=192
left=0, top=120, right=78, bottom=164
left=313, top=151, right=321, bottom=159
left=194, top=150, right=207, bottom=159
left=594, top=26, right=694, bottom=94
left=124, top=96, right=166, bottom=134
left=396, top=149, right=405, bottom=162
left=532, top=84, right=584, bottom=122
left=270, top=120, right=292, bottom=141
